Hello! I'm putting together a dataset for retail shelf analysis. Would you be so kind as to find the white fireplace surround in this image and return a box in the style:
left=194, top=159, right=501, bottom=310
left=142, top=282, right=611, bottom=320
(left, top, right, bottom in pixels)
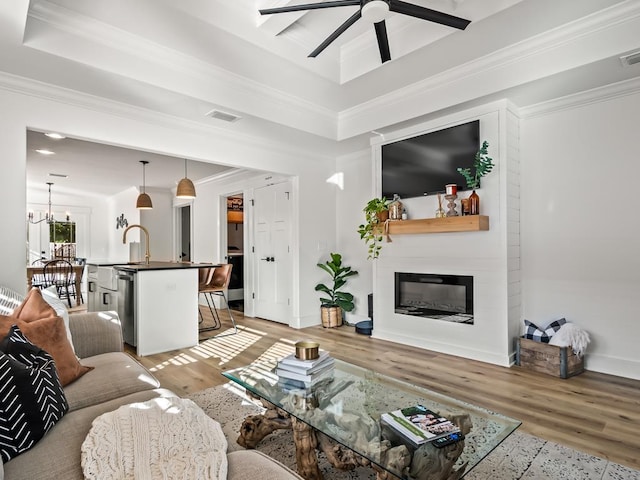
left=370, top=101, right=521, bottom=367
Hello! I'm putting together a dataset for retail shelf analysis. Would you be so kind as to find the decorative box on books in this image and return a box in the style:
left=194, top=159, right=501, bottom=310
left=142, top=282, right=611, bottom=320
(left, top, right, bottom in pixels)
left=515, top=337, right=584, bottom=379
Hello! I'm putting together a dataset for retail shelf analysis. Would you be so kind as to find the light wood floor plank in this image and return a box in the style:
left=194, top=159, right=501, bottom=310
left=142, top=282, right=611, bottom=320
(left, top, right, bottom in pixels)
left=126, top=308, right=640, bottom=471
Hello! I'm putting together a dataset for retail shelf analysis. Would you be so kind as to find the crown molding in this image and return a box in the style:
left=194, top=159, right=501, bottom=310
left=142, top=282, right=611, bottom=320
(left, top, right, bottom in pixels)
left=338, top=1, right=640, bottom=139
left=27, top=0, right=337, bottom=138
left=519, top=76, right=640, bottom=119
left=196, top=168, right=261, bottom=187
left=0, top=70, right=335, bottom=164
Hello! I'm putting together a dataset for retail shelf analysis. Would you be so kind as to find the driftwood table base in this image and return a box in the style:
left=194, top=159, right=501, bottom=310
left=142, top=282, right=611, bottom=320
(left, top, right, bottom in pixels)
left=236, top=397, right=468, bottom=480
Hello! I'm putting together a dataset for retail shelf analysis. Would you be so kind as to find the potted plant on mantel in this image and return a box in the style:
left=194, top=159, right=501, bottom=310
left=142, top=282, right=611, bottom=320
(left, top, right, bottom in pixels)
left=457, top=140, right=494, bottom=215
left=315, top=253, right=358, bottom=328
left=357, top=197, right=390, bottom=260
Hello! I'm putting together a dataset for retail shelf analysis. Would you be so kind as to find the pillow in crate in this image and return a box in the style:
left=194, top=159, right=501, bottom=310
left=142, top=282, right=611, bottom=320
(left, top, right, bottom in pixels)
left=523, top=318, right=566, bottom=343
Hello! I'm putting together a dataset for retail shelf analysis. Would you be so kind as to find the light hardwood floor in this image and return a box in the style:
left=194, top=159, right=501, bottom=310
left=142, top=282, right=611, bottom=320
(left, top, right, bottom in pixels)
left=126, top=308, right=640, bottom=471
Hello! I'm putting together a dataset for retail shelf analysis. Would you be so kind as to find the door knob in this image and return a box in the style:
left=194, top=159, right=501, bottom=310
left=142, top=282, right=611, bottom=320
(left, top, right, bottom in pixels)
left=269, top=257, right=275, bottom=262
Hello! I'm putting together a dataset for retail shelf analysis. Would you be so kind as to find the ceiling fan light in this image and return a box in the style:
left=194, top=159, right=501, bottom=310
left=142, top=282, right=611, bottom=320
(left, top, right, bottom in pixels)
left=362, top=0, right=390, bottom=23
left=176, top=178, right=196, bottom=199
left=136, top=192, right=153, bottom=209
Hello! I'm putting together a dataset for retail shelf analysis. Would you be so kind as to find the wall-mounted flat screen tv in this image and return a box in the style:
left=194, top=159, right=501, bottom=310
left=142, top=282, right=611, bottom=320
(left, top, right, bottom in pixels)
left=382, top=120, right=480, bottom=199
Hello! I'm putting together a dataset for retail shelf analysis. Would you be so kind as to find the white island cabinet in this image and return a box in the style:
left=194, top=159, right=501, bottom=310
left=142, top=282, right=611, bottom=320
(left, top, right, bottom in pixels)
left=114, top=262, right=216, bottom=356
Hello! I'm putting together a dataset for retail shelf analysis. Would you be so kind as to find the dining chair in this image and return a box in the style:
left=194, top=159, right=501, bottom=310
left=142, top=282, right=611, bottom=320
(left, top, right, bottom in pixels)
left=43, top=259, right=74, bottom=308
left=69, top=257, right=87, bottom=304
left=198, top=264, right=238, bottom=336
left=30, top=259, right=49, bottom=289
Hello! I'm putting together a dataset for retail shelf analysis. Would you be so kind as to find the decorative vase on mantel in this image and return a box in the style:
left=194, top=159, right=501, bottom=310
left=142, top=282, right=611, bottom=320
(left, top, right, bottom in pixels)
left=468, top=190, right=480, bottom=215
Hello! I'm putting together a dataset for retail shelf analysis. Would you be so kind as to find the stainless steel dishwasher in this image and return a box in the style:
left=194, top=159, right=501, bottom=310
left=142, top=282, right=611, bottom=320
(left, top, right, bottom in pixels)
left=116, top=271, right=136, bottom=347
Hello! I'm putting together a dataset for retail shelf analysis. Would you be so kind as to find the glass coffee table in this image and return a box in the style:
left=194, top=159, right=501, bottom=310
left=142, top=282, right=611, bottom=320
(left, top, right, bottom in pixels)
left=223, top=359, right=520, bottom=480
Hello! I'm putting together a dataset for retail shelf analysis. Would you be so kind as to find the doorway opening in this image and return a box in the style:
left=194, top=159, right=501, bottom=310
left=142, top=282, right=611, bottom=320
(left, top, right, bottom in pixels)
left=177, top=204, right=191, bottom=262
left=226, top=194, right=244, bottom=311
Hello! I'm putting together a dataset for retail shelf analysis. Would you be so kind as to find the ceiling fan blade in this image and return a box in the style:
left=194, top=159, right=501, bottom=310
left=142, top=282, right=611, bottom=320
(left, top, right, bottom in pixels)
left=309, top=10, right=361, bottom=58
left=390, top=0, right=471, bottom=30
left=260, top=0, right=359, bottom=15
left=374, top=21, right=391, bottom=63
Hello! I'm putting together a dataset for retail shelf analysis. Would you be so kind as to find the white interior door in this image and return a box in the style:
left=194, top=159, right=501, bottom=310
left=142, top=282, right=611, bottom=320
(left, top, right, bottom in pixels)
left=253, top=181, right=291, bottom=324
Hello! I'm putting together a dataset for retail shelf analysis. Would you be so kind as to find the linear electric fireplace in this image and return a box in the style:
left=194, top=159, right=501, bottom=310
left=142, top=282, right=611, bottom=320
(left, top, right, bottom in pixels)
left=395, top=272, right=474, bottom=324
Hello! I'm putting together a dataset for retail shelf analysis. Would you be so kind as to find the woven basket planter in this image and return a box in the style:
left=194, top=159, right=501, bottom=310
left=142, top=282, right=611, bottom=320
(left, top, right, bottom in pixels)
left=320, top=306, right=342, bottom=328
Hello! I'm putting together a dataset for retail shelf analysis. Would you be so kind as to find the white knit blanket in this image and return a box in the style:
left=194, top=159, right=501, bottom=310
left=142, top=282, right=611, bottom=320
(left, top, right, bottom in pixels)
left=81, top=397, right=228, bottom=480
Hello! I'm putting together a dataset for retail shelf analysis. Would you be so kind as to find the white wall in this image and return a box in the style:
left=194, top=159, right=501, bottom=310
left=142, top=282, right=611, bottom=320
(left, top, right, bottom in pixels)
left=336, top=148, right=378, bottom=322
left=108, top=187, right=141, bottom=262
left=520, top=87, right=640, bottom=380
left=140, top=187, right=173, bottom=262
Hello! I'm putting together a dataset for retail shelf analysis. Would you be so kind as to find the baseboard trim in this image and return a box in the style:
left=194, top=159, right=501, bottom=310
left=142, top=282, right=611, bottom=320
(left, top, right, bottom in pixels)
left=583, top=353, right=640, bottom=381
left=372, top=328, right=511, bottom=367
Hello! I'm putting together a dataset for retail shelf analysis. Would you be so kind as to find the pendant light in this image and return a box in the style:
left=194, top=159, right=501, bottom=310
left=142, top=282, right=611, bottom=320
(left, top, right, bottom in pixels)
left=176, top=158, right=196, bottom=199
left=136, top=160, right=153, bottom=209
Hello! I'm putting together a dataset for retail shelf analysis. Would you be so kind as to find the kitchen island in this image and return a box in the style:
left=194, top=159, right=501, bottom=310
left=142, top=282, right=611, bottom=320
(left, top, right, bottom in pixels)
left=113, top=262, right=217, bottom=356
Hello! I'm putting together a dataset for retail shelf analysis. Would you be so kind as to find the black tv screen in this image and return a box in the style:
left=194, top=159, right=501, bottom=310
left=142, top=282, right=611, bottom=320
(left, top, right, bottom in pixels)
left=382, top=120, right=480, bottom=199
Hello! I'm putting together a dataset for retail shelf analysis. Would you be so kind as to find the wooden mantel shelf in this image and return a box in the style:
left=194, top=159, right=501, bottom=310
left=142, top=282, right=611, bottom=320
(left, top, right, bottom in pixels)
left=379, top=215, right=489, bottom=235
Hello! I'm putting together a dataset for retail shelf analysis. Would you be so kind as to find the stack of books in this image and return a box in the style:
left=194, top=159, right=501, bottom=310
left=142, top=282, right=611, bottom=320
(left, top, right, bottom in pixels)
left=381, top=405, right=460, bottom=445
left=276, top=350, right=335, bottom=390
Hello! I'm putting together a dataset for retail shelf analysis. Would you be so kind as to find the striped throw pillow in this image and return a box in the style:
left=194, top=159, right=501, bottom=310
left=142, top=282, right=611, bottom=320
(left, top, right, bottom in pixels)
left=0, top=286, right=23, bottom=316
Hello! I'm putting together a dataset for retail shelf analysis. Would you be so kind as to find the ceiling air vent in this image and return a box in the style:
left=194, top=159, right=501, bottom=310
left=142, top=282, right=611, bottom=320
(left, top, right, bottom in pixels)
left=620, top=50, right=640, bottom=67
left=48, top=173, right=68, bottom=178
left=205, top=109, right=241, bottom=123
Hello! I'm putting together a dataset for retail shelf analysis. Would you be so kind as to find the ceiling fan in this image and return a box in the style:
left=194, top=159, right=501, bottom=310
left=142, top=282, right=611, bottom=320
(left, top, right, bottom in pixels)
left=259, top=0, right=471, bottom=63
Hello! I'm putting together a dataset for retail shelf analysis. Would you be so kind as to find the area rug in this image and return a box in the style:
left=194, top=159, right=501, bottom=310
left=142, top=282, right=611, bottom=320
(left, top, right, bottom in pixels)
left=187, top=384, right=639, bottom=480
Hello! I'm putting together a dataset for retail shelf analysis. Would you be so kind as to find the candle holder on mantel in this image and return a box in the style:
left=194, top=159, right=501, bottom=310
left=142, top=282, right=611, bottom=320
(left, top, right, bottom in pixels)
left=444, top=194, right=459, bottom=217
left=435, top=193, right=446, bottom=218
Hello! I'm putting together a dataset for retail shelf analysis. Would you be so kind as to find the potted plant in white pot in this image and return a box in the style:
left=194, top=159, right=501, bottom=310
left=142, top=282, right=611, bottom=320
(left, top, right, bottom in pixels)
left=315, top=253, right=358, bottom=328
left=357, top=197, right=390, bottom=259
left=456, top=140, right=494, bottom=215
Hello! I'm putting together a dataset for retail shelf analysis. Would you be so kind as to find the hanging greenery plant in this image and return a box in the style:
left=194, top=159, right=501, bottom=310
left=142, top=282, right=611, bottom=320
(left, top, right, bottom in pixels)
left=357, top=197, right=390, bottom=260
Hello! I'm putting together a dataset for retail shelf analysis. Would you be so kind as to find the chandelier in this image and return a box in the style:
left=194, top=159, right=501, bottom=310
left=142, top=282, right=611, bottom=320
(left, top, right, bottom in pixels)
left=28, top=182, right=70, bottom=224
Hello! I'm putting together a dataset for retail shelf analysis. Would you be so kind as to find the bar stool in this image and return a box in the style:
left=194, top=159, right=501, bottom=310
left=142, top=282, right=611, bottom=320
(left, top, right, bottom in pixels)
left=198, top=264, right=238, bottom=336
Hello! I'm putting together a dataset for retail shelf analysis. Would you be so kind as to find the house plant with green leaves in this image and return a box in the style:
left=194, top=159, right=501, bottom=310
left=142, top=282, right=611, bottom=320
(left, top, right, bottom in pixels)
left=315, top=253, right=358, bottom=328
left=457, top=140, right=494, bottom=215
left=357, top=197, right=390, bottom=259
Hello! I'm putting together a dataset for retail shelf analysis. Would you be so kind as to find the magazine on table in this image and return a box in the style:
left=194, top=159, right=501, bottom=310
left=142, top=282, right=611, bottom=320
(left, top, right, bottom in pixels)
left=381, top=404, right=460, bottom=445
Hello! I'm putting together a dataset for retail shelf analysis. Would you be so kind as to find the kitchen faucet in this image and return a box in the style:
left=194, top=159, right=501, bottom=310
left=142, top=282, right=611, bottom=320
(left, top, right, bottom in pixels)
left=122, top=224, right=150, bottom=265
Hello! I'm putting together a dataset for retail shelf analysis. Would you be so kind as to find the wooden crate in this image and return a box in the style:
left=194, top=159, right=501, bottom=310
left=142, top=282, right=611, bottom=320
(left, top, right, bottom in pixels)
left=515, top=337, right=584, bottom=379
